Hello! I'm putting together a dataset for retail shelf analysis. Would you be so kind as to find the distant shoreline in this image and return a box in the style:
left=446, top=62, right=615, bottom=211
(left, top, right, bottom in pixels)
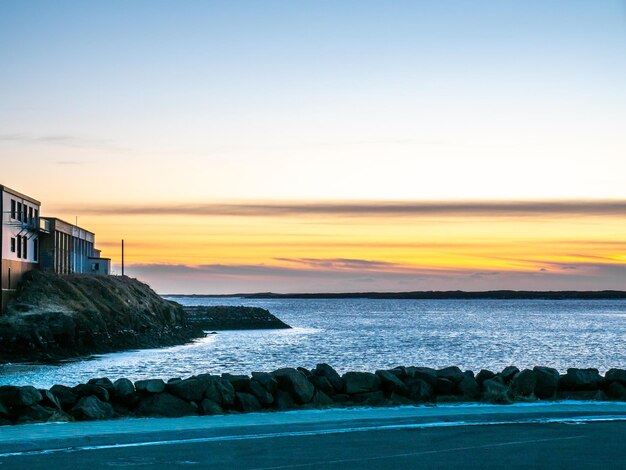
left=165, top=290, right=626, bottom=300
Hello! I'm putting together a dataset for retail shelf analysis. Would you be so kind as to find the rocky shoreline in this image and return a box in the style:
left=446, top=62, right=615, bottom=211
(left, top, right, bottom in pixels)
left=1, top=365, right=625, bottom=426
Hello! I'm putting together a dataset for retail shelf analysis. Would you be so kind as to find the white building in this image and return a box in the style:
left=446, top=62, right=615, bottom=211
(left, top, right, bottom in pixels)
left=1, top=185, right=41, bottom=312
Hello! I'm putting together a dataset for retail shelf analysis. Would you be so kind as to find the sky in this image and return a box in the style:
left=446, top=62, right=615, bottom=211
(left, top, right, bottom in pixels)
left=1, top=1, right=625, bottom=293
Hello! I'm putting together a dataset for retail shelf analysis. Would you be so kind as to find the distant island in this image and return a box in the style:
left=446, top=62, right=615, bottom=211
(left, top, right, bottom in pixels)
left=168, top=290, right=626, bottom=300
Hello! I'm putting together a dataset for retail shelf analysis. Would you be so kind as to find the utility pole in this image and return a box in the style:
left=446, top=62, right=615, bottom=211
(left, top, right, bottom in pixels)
left=121, top=239, right=125, bottom=276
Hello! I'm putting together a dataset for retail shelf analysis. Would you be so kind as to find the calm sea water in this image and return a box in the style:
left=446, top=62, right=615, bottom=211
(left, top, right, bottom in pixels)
left=1, top=297, right=625, bottom=388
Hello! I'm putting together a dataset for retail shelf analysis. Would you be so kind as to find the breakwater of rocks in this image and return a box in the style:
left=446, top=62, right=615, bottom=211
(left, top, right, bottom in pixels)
left=183, top=306, right=291, bottom=330
left=1, top=365, right=625, bottom=426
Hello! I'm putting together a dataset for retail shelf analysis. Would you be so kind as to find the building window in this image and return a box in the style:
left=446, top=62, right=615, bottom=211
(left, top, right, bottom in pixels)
left=17, top=202, right=22, bottom=222
left=33, top=239, right=39, bottom=262
left=28, top=207, right=33, bottom=224
left=10, top=199, right=16, bottom=219
left=34, top=209, right=39, bottom=221
left=23, top=205, right=28, bottom=224
left=16, top=235, right=22, bottom=258
left=23, top=236, right=28, bottom=259
left=10, top=237, right=16, bottom=253
left=92, top=262, right=100, bottom=271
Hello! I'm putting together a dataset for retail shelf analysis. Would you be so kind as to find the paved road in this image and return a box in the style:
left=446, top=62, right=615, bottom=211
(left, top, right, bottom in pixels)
left=0, top=403, right=625, bottom=469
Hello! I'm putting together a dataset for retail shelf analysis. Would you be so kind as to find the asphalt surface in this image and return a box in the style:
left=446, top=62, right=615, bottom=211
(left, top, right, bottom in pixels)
left=0, top=403, right=625, bottom=469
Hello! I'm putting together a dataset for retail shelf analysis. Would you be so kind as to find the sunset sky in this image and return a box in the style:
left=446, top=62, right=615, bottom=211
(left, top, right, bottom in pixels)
left=1, top=1, right=625, bottom=293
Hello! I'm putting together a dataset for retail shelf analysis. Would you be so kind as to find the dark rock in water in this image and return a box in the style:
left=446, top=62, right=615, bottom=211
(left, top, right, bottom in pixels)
left=72, top=395, right=115, bottom=421
left=352, top=391, right=386, bottom=406
left=87, top=378, right=115, bottom=394
left=343, top=372, right=381, bottom=394
left=199, top=398, right=223, bottom=415
left=605, top=368, right=626, bottom=385
left=510, top=369, right=536, bottom=398
left=375, top=370, right=408, bottom=395
left=533, top=366, right=560, bottom=399
left=482, top=378, right=511, bottom=404
left=236, top=392, right=262, bottom=412
left=297, top=367, right=312, bottom=377
left=406, top=367, right=438, bottom=387
left=500, top=366, right=520, bottom=383
left=436, top=366, right=464, bottom=384
left=73, top=384, right=109, bottom=402
left=15, top=405, right=57, bottom=424
left=221, top=374, right=251, bottom=391
left=251, top=372, right=278, bottom=393
left=457, top=374, right=480, bottom=399
left=135, top=393, right=197, bottom=418
left=308, top=375, right=335, bottom=396
left=560, top=368, right=603, bottom=391
left=0, top=385, right=42, bottom=408
left=274, top=389, right=296, bottom=410
left=434, top=378, right=455, bottom=395
left=135, top=379, right=166, bottom=394
left=248, top=380, right=274, bottom=406
left=406, top=378, right=434, bottom=402
left=112, top=378, right=136, bottom=403
left=607, top=382, right=626, bottom=401
left=312, top=390, right=334, bottom=408
left=475, top=369, right=496, bottom=384
left=50, top=384, right=78, bottom=409
left=312, top=363, right=343, bottom=392
left=273, top=368, right=315, bottom=404
left=216, top=380, right=236, bottom=407
left=389, top=392, right=413, bottom=406
left=183, top=305, right=291, bottom=330
left=166, top=378, right=207, bottom=402
left=39, top=389, right=62, bottom=410
left=0, top=402, right=8, bottom=419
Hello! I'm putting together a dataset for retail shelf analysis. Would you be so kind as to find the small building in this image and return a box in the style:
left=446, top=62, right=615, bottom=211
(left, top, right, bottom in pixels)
left=1, top=185, right=42, bottom=312
left=89, top=249, right=111, bottom=276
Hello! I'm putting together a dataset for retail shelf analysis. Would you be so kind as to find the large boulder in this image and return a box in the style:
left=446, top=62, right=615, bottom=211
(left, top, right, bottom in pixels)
left=87, top=378, right=115, bottom=394
left=406, top=378, right=434, bottom=402
left=406, top=367, right=438, bottom=387
left=312, top=364, right=343, bottom=392
left=235, top=392, right=262, bottom=412
left=166, top=378, right=207, bottom=402
left=308, top=375, right=335, bottom=396
left=343, top=372, right=381, bottom=394
left=251, top=372, right=278, bottom=393
left=248, top=380, right=274, bottom=406
left=533, top=366, right=560, bottom=399
left=0, top=386, right=42, bottom=408
left=199, top=398, right=223, bottom=415
left=475, top=369, right=496, bottom=384
left=560, top=368, right=604, bottom=391
left=49, top=384, right=78, bottom=409
left=607, top=382, right=626, bottom=401
left=375, top=370, right=408, bottom=395
left=482, top=378, right=511, bottom=404
left=112, top=378, right=136, bottom=404
left=605, top=369, right=626, bottom=385
left=135, top=393, right=197, bottom=417
left=500, top=366, right=520, bottom=383
left=273, top=368, right=315, bottom=404
left=510, top=369, right=536, bottom=398
left=135, top=379, right=166, bottom=394
left=39, top=389, right=62, bottom=410
left=436, top=367, right=464, bottom=384
left=221, top=374, right=251, bottom=392
left=457, top=374, right=480, bottom=400
left=71, top=395, right=115, bottom=421
left=73, top=384, right=109, bottom=402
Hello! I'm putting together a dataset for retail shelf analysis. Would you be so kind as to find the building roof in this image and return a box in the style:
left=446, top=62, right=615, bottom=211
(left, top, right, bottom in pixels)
left=41, top=217, right=95, bottom=237
left=0, top=184, right=42, bottom=206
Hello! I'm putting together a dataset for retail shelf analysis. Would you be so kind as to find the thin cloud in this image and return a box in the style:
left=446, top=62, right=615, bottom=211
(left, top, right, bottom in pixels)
left=60, top=200, right=626, bottom=218
left=0, top=133, right=124, bottom=151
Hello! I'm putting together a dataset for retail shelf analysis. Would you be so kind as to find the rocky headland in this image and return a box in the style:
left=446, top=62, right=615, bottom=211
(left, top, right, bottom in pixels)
left=0, top=365, right=625, bottom=426
left=183, top=306, right=291, bottom=330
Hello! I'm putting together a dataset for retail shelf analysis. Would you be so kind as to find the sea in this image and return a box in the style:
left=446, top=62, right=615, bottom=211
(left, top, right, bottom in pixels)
left=1, top=297, right=625, bottom=388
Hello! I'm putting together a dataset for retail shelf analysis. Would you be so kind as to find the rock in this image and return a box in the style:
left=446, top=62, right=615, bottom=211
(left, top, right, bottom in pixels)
left=560, top=368, right=603, bottom=391
left=297, top=367, right=312, bottom=377
left=482, top=378, right=511, bottom=404
left=274, top=389, right=295, bottom=411
left=389, top=392, right=413, bottom=406
left=457, top=374, right=480, bottom=399
left=235, top=392, right=262, bottom=412
left=167, top=378, right=207, bottom=402
left=312, top=364, right=343, bottom=392
left=135, top=379, right=166, bottom=394
left=273, top=368, right=315, bottom=404
left=352, top=391, right=386, bottom=406
left=251, top=372, right=278, bottom=393
left=0, top=385, right=43, bottom=408
left=16, top=404, right=57, bottom=423
left=342, top=372, right=381, bottom=394
left=475, top=369, right=496, bottom=384
left=436, top=366, right=464, bottom=384
left=73, top=384, right=109, bottom=402
left=312, top=390, right=334, bottom=408
left=533, top=366, right=560, bottom=399
left=135, top=393, right=197, bottom=417
left=607, top=382, right=626, bottom=401
left=221, top=374, right=251, bottom=391
left=510, top=369, right=536, bottom=398
left=375, top=370, right=408, bottom=395
left=199, top=399, right=223, bottom=415
left=501, top=366, right=520, bottom=383
left=216, top=380, right=236, bottom=406
left=406, top=378, right=434, bottom=402
left=39, top=389, right=62, bottom=410
left=49, top=385, right=78, bottom=409
left=557, top=390, right=598, bottom=401
left=308, top=375, right=335, bottom=396
left=113, top=378, right=136, bottom=403
left=605, top=369, right=626, bottom=385
left=406, top=367, right=438, bottom=387
left=0, top=402, right=9, bottom=419
left=434, top=378, right=455, bottom=395
left=87, top=378, right=115, bottom=394
left=71, top=395, right=115, bottom=421
left=248, top=380, right=274, bottom=406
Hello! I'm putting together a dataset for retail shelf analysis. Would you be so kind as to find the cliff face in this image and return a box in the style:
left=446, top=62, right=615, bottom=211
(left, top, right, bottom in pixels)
left=0, top=271, right=204, bottom=363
